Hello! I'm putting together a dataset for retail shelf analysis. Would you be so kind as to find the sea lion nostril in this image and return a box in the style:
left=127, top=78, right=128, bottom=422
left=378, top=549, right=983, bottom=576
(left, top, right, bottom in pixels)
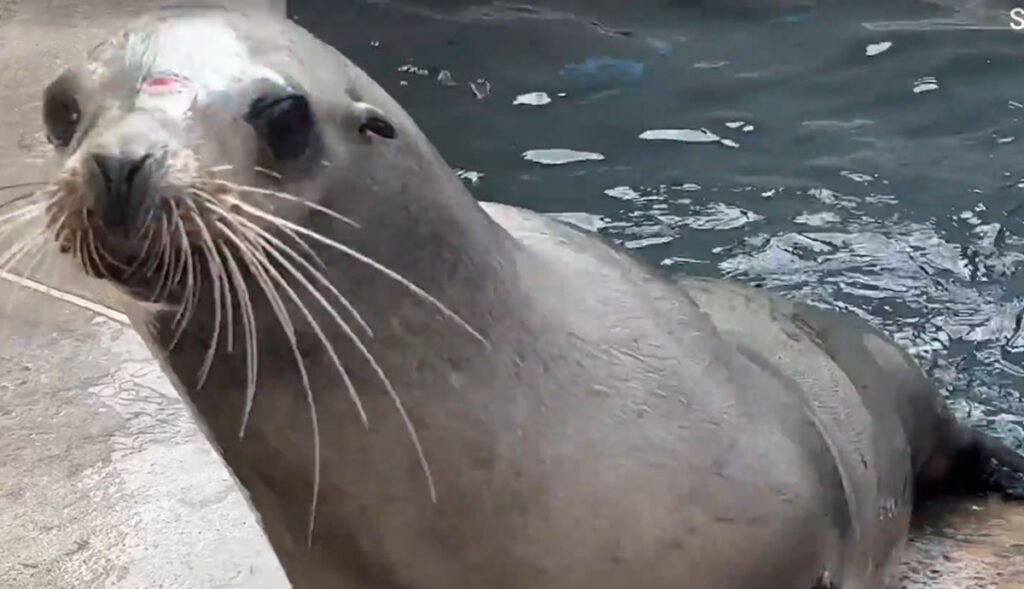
left=89, top=151, right=155, bottom=232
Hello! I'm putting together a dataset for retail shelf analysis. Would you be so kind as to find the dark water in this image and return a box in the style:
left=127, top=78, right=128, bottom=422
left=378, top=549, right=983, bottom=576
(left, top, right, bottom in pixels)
left=288, top=0, right=1024, bottom=449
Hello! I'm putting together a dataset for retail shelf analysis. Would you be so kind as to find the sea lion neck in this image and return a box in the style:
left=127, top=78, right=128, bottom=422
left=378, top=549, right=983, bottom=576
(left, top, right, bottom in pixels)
left=288, top=106, right=530, bottom=347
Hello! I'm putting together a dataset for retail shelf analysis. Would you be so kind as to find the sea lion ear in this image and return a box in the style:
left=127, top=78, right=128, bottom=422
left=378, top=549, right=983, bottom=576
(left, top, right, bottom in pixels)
left=354, top=101, right=397, bottom=140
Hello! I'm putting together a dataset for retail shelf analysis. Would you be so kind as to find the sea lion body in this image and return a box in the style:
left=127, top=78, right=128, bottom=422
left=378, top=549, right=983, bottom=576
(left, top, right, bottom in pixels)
left=35, top=9, right=1024, bottom=589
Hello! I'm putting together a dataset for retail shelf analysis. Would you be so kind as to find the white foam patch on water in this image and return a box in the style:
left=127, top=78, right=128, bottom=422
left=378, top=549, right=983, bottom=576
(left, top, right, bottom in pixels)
left=913, top=77, right=940, bottom=94
left=794, top=211, right=842, bottom=227
left=865, top=41, right=892, bottom=57
left=397, top=64, right=429, bottom=76
left=693, top=61, right=729, bottom=68
left=513, top=92, right=552, bottom=106
left=522, top=149, right=605, bottom=165
left=679, top=202, right=764, bottom=230
left=806, top=187, right=860, bottom=210
left=841, top=171, right=874, bottom=183
left=603, top=184, right=703, bottom=204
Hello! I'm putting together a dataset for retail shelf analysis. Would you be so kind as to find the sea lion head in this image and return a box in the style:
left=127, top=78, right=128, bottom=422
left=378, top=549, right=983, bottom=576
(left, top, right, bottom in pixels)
left=38, top=9, right=409, bottom=303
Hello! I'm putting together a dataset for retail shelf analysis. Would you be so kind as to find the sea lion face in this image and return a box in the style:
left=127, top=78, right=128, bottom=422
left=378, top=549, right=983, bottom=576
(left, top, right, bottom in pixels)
left=40, top=12, right=399, bottom=300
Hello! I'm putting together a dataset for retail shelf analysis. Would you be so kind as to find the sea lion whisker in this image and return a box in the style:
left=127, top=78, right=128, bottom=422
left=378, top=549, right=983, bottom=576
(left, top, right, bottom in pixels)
left=202, top=200, right=373, bottom=339
left=9, top=235, right=56, bottom=307
left=0, top=211, right=45, bottom=250
left=138, top=215, right=170, bottom=281
left=241, top=220, right=436, bottom=501
left=167, top=207, right=191, bottom=294
left=72, top=231, right=84, bottom=272
left=218, top=239, right=236, bottom=355
left=216, top=239, right=259, bottom=438
left=123, top=224, right=157, bottom=280
left=0, top=230, right=47, bottom=273
left=0, top=232, right=45, bottom=280
left=189, top=186, right=327, bottom=274
left=154, top=230, right=181, bottom=303
left=206, top=178, right=361, bottom=230
left=0, top=188, right=55, bottom=217
left=219, top=214, right=370, bottom=427
left=148, top=213, right=174, bottom=300
left=169, top=201, right=199, bottom=343
left=190, top=212, right=226, bottom=391
left=0, top=236, right=50, bottom=321
left=169, top=246, right=203, bottom=350
left=93, top=236, right=130, bottom=270
left=191, top=186, right=326, bottom=270
left=0, top=200, right=48, bottom=226
left=216, top=223, right=321, bottom=548
left=233, top=202, right=489, bottom=348
left=0, top=181, right=49, bottom=192
left=195, top=238, right=223, bottom=389
left=84, top=227, right=114, bottom=280
left=0, top=234, right=50, bottom=317
left=253, top=166, right=282, bottom=180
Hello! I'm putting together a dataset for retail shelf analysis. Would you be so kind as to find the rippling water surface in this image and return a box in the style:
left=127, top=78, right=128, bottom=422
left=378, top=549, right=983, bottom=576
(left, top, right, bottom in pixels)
left=291, top=0, right=1024, bottom=583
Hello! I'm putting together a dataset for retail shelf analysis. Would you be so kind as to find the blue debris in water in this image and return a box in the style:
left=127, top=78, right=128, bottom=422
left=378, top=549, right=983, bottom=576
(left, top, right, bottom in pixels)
left=560, top=57, right=645, bottom=87
left=773, top=10, right=815, bottom=23
left=647, top=39, right=673, bottom=56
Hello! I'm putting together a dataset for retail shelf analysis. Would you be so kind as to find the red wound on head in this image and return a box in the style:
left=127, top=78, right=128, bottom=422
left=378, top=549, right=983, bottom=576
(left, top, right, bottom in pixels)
left=141, top=75, right=191, bottom=95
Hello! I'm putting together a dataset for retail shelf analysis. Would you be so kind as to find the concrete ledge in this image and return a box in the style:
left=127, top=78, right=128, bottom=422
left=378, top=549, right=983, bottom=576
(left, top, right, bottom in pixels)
left=0, top=1, right=290, bottom=587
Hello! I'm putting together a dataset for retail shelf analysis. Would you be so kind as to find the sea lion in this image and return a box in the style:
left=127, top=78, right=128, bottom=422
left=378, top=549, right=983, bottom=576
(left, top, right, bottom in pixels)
left=19, top=7, right=1024, bottom=588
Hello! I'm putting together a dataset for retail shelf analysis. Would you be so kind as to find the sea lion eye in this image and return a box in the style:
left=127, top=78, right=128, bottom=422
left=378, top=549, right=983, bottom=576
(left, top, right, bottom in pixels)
left=353, top=101, right=398, bottom=141
left=42, top=70, right=82, bottom=149
left=246, top=93, right=315, bottom=161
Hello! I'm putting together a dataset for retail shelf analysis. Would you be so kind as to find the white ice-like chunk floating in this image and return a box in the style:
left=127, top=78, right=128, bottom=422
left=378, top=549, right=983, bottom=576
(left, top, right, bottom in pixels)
left=604, top=186, right=643, bottom=201
left=624, top=235, right=674, bottom=249
left=639, top=128, right=741, bottom=148
left=454, top=168, right=484, bottom=185
left=913, top=77, right=939, bottom=94
left=640, top=128, right=721, bottom=143
left=522, top=149, right=605, bottom=165
left=513, top=91, right=552, bottom=106
left=865, top=41, right=892, bottom=57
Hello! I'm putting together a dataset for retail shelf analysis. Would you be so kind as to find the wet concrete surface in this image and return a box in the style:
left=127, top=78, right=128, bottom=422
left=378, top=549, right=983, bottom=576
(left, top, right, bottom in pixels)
left=1, top=0, right=1024, bottom=587
left=0, top=1, right=290, bottom=587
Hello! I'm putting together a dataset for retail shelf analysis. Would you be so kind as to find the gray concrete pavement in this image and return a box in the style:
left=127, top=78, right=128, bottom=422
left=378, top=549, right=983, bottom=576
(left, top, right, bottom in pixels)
left=0, top=2, right=290, bottom=587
